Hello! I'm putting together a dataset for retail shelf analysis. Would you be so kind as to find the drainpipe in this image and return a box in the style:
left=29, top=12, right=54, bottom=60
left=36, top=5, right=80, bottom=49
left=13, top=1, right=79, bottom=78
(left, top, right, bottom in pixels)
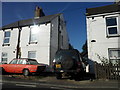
left=16, top=21, right=22, bottom=59
left=58, top=16, right=61, bottom=50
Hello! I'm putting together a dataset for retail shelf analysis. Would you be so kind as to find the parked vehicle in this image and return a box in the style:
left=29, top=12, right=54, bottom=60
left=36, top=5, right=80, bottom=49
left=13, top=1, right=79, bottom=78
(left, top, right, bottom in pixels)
left=53, top=49, right=86, bottom=79
left=0, top=58, right=46, bottom=76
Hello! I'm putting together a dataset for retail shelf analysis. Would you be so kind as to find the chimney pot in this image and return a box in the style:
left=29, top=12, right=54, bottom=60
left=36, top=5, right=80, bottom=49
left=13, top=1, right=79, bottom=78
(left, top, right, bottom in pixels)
left=34, top=6, right=45, bottom=18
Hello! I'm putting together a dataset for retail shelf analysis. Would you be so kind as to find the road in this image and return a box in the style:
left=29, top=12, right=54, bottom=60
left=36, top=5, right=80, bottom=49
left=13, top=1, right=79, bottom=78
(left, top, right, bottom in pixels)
left=0, top=75, right=120, bottom=90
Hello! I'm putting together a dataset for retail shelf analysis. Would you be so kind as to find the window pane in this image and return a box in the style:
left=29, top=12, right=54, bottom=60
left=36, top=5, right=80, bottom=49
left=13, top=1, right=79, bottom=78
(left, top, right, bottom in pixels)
left=22, top=60, right=27, bottom=64
left=109, top=49, right=120, bottom=59
left=1, top=52, right=8, bottom=64
left=106, top=17, right=117, bottom=26
left=28, top=51, right=36, bottom=59
left=9, top=60, right=18, bottom=64
left=18, top=60, right=23, bottom=64
left=2, top=58, right=7, bottom=62
left=2, top=52, right=7, bottom=57
left=30, top=35, right=37, bottom=42
left=28, top=59, right=39, bottom=65
left=108, top=27, right=117, bottom=34
left=4, top=38, right=10, bottom=43
left=1, top=58, right=7, bottom=64
left=5, top=31, right=10, bottom=37
left=30, top=27, right=38, bottom=42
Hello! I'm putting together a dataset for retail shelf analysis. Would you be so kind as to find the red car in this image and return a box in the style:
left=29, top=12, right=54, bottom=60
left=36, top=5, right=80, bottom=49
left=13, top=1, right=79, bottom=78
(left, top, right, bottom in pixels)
left=0, top=58, right=46, bottom=76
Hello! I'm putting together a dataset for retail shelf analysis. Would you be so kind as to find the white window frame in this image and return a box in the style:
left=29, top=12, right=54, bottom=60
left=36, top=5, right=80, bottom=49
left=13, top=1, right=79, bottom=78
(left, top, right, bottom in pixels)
left=28, top=51, right=36, bottom=59
left=106, top=16, right=119, bottom=37
left=3, top=30, right=11, bottom=44
left=29, top=25, right=39, bottom=43
left=108, top=48, right=120, bottom=60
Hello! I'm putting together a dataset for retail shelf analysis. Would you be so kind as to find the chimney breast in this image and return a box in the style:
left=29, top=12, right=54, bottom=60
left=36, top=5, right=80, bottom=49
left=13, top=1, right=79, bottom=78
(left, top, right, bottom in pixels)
left=34, top=6, right=45, bottom=18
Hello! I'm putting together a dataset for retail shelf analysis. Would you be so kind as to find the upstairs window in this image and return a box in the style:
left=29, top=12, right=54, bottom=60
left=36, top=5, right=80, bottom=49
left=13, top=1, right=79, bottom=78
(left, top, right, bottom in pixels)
left=106, top=17, right=118, bottom=36
left=3, top=31, right=11, bottom=44
left=29, top=25, right=39, bottom=43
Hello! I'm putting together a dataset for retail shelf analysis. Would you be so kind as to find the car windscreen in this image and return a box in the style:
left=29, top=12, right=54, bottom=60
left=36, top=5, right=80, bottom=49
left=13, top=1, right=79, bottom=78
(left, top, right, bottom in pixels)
left=55, top=50, right=79, bottom=62
left=28, top=59, right=39, bottom=65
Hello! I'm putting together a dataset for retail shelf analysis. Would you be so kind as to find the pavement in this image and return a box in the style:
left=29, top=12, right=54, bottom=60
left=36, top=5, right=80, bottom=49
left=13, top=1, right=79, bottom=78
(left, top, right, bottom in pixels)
left=0, top=74, right=120, bottom=90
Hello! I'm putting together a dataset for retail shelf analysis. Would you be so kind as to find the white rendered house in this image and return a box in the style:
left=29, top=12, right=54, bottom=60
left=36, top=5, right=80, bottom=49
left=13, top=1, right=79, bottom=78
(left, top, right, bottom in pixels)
left=86, top=3, right=120, bottom=64
left=0, top=7, right=69, bottom=65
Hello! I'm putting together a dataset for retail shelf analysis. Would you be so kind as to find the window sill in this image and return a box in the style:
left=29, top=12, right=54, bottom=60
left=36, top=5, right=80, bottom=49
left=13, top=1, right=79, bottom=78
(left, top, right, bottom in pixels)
left=106, top=35, right=120, bottom=38
left=2, top=44, right=10, bottom=46
left=29, top=42, right=38, bottom=44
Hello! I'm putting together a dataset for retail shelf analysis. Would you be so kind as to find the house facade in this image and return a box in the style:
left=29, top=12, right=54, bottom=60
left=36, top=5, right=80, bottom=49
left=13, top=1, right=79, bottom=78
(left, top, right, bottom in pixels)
left=0, top=7, right=69, bottom=65
left=86, top=3, right=120, bottom=64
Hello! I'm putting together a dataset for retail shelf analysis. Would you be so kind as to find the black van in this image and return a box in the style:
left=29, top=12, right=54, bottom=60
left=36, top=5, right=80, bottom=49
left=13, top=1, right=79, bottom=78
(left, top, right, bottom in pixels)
left=53, top=49, right=86, bottom=79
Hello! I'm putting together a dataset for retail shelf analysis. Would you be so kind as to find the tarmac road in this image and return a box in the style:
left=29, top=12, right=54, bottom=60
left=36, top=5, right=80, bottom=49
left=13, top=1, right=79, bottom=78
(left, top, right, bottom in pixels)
left=0, top=75, right=120, bottom=90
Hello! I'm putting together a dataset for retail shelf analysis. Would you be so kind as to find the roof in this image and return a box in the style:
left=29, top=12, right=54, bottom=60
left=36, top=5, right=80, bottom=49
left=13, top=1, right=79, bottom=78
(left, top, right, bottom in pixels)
left=0, top=14, right=61, bottom=30
left=86, top=3, right=120, bottom=16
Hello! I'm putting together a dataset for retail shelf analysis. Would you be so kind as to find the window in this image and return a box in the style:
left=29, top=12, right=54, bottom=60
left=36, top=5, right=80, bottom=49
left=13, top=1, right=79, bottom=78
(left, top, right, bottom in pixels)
left=9, top=59, right=18, bottom=64
left=28, top=51, right=36, bottom=59
left=3, top=31, right=11, bottom=44
left=29, top=25, right=39, bottom=43
left=109, top=49, right=120, bottom=60
left=28, top=59, right=39, bottom=65
left=1, top=52, right=8, bottom=64
left=17, top=59, right=23, bottom=64
left=17, top=59, right=26, bottom=64
left=108, top=48, right=120, bottom=64
left=106, top=17, right=118, bottom=36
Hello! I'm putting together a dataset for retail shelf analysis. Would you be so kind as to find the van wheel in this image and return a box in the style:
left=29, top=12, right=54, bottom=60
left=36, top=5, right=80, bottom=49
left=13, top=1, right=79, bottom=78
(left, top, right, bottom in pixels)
left=23, top=69, right=30, bottom=76
left=56, top=73, right=62, bottom=79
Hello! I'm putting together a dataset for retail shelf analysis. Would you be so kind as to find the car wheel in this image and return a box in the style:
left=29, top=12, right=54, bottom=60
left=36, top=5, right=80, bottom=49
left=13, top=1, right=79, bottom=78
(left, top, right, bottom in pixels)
left=56, top=73, right=62, bottom=79
left=23, top=69, right=30, bottom=76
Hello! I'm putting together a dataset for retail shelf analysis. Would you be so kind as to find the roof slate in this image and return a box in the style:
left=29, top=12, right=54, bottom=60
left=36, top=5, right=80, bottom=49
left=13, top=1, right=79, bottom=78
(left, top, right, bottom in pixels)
left=0, top=14, right=61, bottom=30
left=86, top=3, right=120, bottom=16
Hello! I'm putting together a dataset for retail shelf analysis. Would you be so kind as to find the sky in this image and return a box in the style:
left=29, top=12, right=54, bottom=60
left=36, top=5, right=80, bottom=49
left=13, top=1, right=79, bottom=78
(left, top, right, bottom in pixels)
left=2, top=2, right=114, bottom=52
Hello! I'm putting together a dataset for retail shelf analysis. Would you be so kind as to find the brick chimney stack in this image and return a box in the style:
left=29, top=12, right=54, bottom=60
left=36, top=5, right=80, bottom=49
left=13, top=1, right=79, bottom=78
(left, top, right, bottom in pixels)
left=34, top=6, right=45, bottom=18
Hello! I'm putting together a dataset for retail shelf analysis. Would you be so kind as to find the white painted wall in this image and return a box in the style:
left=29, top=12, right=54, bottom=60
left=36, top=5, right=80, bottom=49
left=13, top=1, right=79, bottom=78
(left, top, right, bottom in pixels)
left=0, top=14, right=69, bottom=65
left=0, top=30, right=3, bottom=62
left=87, top=13, right=120, bottom=63
left=20, top=24, right=51, bottom=64
left=0, top=28, right=18, bottom=63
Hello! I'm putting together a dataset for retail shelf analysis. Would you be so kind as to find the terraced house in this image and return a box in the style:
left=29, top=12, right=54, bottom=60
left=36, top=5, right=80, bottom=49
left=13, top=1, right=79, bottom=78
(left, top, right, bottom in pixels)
left=86, top=2, right=120, bottom=64
left=0, top=6, right=69, bottom=65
